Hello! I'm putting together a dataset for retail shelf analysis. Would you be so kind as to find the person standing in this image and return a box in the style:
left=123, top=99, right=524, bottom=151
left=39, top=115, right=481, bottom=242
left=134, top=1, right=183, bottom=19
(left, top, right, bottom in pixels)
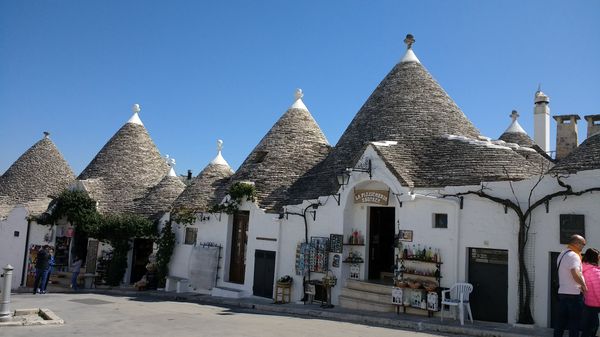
left=581, top=248, right=600, bottom=337
left=71, top=255, right=82, bottom=290
left=554, top=234, right=587, bottom=337
left=41, top=248, right=55, bottom=294
left=32, top=246, right=49, bottom=294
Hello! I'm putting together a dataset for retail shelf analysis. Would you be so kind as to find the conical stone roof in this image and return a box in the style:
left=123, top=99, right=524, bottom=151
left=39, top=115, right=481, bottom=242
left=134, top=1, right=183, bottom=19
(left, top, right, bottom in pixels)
left=0, top=134, right=75, bottom=204
left=173, top=141, right=234, bottom=212
left=499, top=111, right=534, bottom=147
left=78, top=108, right=169, bottom=214
left=289, top=39, right=542, bottom=201
left=136, top=172, right=186, bottom=220
left=227, top=90, right=331, bottom=211
left=551, top=132, right=600, bottom=174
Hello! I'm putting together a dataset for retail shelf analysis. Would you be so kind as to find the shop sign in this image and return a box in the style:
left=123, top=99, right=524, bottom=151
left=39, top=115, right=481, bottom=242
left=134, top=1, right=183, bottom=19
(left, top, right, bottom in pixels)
left=353, top=189, right=389, bottom=205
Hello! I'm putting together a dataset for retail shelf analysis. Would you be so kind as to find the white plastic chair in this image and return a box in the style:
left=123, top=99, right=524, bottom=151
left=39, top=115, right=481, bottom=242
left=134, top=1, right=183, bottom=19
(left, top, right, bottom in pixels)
left=440, top=282, right=473, bottom=325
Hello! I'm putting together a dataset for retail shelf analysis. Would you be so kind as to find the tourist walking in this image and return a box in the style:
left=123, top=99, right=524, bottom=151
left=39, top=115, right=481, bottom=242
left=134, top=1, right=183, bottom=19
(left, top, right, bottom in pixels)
left=71, top=255, right=82, bottom=290
left=32, top=246, right=49, bottom=294
left=554, top=234, right=587, bottom=337
left=581, top=248, right=600, bottom=337
left=41, top=247, right=55, bottom=294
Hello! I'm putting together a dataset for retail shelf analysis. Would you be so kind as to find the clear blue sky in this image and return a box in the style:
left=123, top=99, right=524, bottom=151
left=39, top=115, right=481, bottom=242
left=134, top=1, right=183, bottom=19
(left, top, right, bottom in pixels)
left=1, top=1, right=599, bottom=176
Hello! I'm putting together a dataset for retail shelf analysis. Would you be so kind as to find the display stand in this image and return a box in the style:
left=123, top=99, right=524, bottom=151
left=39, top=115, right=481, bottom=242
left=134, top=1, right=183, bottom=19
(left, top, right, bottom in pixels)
left=274, top=282, right=292, bottom=304
left=393, top=250, right=442, bottom=317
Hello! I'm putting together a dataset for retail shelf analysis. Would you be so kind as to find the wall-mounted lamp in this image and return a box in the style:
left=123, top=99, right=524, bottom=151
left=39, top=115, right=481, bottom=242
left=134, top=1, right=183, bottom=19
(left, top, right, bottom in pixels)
left=336, top=169, right=351, bottom=187
left=336, top=159, right=372, bottom=187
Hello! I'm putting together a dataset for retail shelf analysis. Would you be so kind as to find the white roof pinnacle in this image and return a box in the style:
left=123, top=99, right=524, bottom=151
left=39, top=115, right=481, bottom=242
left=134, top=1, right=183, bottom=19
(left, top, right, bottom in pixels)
left=400, top=49, right=421, bottom=64
left=165, top=155, right=177, bottom=176
left=210, top=139, right=231, bottom=166
left=289, top=88, right=308, bottom=111
left=400, top=34, right=420, bottom=64
left=504, top=110, right=527, bottom=134
left=127, top=103, right=144, bottom=126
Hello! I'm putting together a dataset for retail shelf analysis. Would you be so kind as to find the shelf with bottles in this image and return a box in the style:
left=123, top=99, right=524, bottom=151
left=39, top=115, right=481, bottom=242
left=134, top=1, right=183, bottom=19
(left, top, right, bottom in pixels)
left=346, top=228, right=365, bottom=246
left=398, top=244, right=441, bottom=264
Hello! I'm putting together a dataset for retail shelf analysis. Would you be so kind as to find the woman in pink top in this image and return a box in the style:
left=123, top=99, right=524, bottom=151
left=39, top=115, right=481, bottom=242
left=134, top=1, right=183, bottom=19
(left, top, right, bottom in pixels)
left=581, top=248, right=600, bottom=337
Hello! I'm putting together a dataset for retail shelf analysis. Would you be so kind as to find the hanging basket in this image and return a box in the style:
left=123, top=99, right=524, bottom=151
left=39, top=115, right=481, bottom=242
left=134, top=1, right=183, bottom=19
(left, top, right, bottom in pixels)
left=322, top=271, right=337, bottom=287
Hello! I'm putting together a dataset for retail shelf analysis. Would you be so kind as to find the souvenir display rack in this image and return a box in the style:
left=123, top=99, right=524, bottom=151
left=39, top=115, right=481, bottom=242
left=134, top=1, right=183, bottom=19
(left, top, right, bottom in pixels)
left=393, top=244, right=442, bottom=316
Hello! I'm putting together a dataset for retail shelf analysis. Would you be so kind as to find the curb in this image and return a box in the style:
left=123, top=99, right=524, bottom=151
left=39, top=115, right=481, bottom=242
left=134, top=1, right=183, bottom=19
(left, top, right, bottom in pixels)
left=83, top=288, right=550, bottom=337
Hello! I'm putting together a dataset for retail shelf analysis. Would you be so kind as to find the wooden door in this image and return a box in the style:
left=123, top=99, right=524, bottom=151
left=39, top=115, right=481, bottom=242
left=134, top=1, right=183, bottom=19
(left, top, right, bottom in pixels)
left=468, top=248, right=508, bottom=322
left=253, top=250, right=276, bottom=298
left=229, top=211, right=249, bottom=284
left=368, top=207, right=395, bottom=280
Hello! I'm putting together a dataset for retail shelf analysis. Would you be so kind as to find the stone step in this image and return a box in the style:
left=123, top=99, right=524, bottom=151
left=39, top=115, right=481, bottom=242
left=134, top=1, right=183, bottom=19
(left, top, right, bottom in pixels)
left=343, top=279, right=392, bottom=295
left=341, top=287, right=392, bottom=303
left=211, top=286, right=246, bottom=298
left=338, top=295, right=396, bottom=313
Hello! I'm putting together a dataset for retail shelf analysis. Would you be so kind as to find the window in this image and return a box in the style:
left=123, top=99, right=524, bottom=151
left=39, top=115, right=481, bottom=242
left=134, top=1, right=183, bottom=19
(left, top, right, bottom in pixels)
left=184, top=227, right=198, bottom=245
left=253, top=151, right=268, bottom=163
left=433, top=213, right=448, bottom=228
left=559, top=214, right=585, bottom=244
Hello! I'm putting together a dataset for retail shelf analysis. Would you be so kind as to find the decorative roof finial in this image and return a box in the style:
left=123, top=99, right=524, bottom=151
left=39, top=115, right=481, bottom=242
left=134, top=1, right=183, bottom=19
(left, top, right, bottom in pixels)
left=132, top=103, right=141, bottom=114
left=164, top=154, right=176, bottom=167
left=537, top=83, right=542, bottom=93
left=404, top=34, right=415, bottom=49
left=210, top=139, right=230, bottom=166
left=289, top=88, right=308, bottom=111
left=43, top=131, right=50, bottom=139
left=510, top=110, right=520, bottom=121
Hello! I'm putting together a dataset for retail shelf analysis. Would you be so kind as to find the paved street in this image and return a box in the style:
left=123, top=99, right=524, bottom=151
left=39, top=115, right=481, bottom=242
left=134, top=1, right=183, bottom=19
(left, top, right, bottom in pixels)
left=1, top=293, right=449, bottom=337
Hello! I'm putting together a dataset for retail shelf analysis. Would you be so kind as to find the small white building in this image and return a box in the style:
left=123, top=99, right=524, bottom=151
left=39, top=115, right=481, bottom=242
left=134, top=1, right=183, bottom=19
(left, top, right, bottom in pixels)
left=0, top=132, right=74, bottom=288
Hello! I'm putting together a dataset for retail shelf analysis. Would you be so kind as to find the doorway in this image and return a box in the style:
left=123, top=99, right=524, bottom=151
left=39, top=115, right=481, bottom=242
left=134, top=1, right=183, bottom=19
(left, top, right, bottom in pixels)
left=130, top=238, right=154, bottom=284
left=229, top=211, right=249, bottom=284
left=468, top=248, right=508, bottom=322
left=368, top=207, right=395, bottom=281
left=253, top=250, right=276, bottom=298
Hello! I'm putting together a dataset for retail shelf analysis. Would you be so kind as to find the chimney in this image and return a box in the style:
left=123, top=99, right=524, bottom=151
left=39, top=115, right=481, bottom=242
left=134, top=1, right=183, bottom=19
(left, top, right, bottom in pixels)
left=533, top=87, right=550, bottom=152
left=553, top=114, right=580, bottom=160
left=584, top=114, right=600, bottom=139
left=187, top=169, right=192, bottom=181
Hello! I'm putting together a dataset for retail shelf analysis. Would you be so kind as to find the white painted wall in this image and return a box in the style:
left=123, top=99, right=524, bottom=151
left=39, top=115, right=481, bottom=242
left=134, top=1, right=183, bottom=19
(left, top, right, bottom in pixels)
left=0, top=207, right=28, bottom=288
left=164, top=146, right=600, bottom=327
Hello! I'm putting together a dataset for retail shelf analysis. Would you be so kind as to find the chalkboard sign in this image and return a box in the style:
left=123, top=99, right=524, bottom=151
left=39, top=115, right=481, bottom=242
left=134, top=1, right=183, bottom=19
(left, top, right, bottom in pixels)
left=329, top=234, right=343, bottom=253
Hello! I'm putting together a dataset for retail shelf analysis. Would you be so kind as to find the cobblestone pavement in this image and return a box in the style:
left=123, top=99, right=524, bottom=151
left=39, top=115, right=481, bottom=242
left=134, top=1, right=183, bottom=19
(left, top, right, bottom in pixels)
left=1, top=292, right=451, bottom=337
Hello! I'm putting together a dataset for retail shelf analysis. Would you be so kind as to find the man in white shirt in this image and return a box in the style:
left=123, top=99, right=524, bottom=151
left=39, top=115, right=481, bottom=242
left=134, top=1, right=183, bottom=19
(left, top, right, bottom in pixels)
left=554, top=234, right=587, bottom=337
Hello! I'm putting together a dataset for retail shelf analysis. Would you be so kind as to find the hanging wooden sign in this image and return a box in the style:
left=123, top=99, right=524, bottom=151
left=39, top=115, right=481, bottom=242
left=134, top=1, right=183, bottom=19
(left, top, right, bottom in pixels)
left=353, top=189, right=389, bottom=205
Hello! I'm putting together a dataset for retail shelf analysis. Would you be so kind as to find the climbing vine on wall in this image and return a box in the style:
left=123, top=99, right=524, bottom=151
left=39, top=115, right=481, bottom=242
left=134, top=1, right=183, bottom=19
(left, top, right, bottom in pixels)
left=156, top=221, right=176, bottom=288
left=208, top=182, right=257, bottom=215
